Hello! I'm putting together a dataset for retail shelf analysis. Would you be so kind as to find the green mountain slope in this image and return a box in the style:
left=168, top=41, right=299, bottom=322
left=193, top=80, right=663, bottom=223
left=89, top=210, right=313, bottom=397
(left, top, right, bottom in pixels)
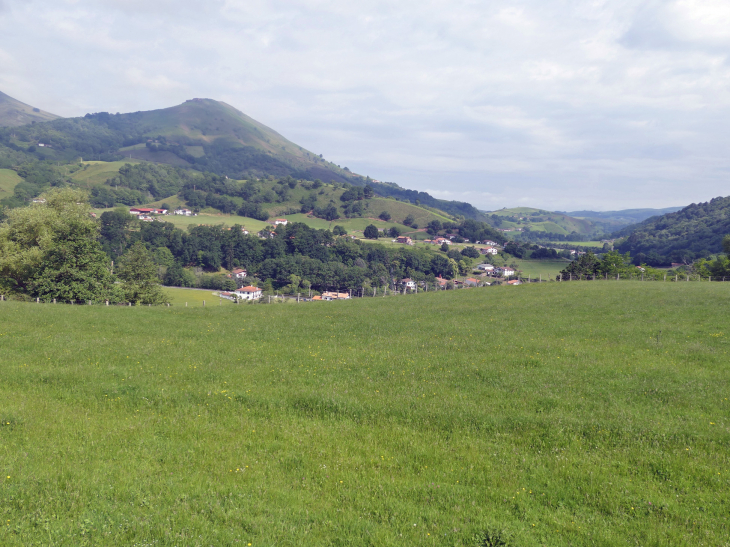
left=615, top=196, right=730, bottom=265
left=565, top=207, right=684, bottom=232
left=483, top=207, right=600, bottom=238
left=0, top=90, right=60, bottom=127
left=0, top=97, right=485, bottom=219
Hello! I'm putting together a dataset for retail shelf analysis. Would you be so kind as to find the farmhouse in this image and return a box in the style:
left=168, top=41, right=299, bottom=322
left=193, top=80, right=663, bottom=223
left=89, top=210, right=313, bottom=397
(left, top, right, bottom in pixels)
left=507, top=279, right=522, bottom=285
left=464, top=278, right=479, bottom=287
left=274, top=219, right=288, bottom=226
left=495, top=266, right=515, bottom=277
left=234, top=286, right=263, bottom=300
left=433, top=237, right=451, bottom=245
left=476, top=263, right=495, bottom=272
left=231, top=268, right=247, bottom=279
left=400, top=278, right=416, bottom=290
left=479, top=246, right=498, bottom=255
left=396, top=236, right=413, bottom=245
left=174, top=208, right=193, bottom=216
left=321, top=291, right=350, bottom=300
left=130, top=207, right=166, bottom=215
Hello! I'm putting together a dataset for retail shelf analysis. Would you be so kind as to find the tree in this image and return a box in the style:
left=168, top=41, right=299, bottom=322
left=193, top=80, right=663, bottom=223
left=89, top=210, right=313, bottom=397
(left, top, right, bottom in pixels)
left=388, top=226, right=401, bottom=238
left=363, top=224, right=379, bottom=239
left=440, top=242, right=449, bottom=252
left=0, top=187, right=120, bottom=302
left=363, top=185, right=374, bottom=198
left=332, top=225, right=347, bottom=236
left=427, top=220, right=442, bottom=235
left=117, top=242, right=168, bottom=304
left=461, top=246, right=480, bottom=259
left=379, top=211, right=391, bottom=221
left=403, top=214, right=415, bottom=227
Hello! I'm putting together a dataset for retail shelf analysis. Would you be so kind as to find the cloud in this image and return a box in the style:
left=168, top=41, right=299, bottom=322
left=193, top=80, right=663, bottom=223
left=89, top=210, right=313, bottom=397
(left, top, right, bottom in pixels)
left=0, top=0, right=729, bottom=210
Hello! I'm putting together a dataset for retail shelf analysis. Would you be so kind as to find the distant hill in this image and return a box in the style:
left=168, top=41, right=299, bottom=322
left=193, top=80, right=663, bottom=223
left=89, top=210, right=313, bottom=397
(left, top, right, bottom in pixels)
left=614, top=197, right=730, bottom=265
left=481, top=207, right=602, bottom=239
left=564, top=207, right=684, bottom=231
left=0, top=90, right=60, bottom=127
left=0, top=97, right=483, bottom=219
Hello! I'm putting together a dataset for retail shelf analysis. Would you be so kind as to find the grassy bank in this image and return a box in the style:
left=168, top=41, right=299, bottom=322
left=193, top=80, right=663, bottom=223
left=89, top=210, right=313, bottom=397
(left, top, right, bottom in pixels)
left=1, top=283, right=728, bottom=545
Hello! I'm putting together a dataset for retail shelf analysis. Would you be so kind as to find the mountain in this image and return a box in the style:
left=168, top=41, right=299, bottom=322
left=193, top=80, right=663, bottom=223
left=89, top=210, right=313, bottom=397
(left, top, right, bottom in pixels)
left=0, top=97, right=483, bottom=219
left=0, top=90, right=60, bottom=127
left=614, top=197, right=730, bottom=265
left=481, top=207, right=602, bottom=240
left=564, top=207, right=684, bottom=232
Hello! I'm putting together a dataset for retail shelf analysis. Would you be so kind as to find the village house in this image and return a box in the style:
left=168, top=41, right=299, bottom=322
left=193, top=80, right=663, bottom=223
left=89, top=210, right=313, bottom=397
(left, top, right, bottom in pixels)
left=476, top=263, right=495, bottom=272
left=400, top=278, right=416, bottom=290
left=321, top=291, right=350, bottom=300
left=231, top=268, right=247, bottom=280
left=234, top=286, right=263, bottom=301
left=479, top=246, right=499, bottom=255
left=507, top=279, right=522, bottom=285
left=396, top=236, right=413, bottom=245
left=274, top=219, right=288, bottom=226
left=483, top=240, right=499, bottom=246
left=241, top=228, right=249, bottom=235
left=495, top=266, right=516, bottom=277
left=433, top=237, right=451, bottom=245
left=32, top=198, right=46, bottom=204
left=130, top=207, right=166, bottom=216
left=464, top=278, right=479, bottom=287
left=174, top=208, right=193, bottom=216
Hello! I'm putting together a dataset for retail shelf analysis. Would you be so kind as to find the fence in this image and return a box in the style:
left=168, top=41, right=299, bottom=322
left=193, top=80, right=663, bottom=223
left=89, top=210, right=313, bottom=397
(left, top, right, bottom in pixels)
left=1, top=273, right=725, bottom=307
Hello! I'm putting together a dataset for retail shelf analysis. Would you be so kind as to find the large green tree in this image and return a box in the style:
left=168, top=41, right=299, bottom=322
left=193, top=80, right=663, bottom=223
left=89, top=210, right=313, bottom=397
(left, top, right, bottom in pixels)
left=0, top=187, right=120, bottom=302
left=117, top=242, right=169, bottom=305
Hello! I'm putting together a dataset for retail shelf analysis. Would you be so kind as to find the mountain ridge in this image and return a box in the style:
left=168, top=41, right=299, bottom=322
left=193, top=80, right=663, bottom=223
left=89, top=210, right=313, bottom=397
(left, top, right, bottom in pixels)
left=0, top=90, right=60, bottom=127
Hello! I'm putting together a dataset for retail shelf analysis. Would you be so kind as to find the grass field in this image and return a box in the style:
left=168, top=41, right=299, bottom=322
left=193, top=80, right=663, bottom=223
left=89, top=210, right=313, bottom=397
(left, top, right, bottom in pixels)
left=1, top=282, right=728, bottom=545
left=162, top=287, right=237, bottom=307
left=71, top=161, right=142, bottom=187
left=0, top=168, right=22, bottom=195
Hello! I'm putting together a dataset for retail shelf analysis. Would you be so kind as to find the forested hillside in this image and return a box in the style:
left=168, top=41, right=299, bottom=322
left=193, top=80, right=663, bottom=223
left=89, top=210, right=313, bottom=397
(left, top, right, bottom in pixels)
left=615, top=196, right=730, bottom=265
left=0, top=96, right=485, bottom=220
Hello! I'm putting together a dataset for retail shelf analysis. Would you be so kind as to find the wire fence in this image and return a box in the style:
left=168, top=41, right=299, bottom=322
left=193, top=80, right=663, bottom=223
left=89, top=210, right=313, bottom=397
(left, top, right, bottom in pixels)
left=1, top=273, right=725, bottom=306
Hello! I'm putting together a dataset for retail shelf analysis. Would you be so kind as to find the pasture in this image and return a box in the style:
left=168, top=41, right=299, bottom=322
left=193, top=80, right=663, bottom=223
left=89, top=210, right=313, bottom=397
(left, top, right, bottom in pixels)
left=1, top=282, right=728, bottom=545
left=0, top=168, right=22, bottom=195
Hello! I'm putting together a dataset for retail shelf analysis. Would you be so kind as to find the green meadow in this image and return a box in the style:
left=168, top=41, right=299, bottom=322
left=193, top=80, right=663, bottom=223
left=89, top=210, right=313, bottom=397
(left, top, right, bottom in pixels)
left=1, top=282, right=729, bottom=545
left=0, top=168, right=22, bottom=195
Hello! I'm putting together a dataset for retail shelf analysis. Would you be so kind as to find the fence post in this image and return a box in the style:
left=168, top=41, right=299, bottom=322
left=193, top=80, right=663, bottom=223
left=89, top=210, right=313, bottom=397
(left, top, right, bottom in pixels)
left=128, top=302, right=131, bottom=306
left=185, top=302, right=188, bottom=307
left=53, top=299, right=56, bottom=304
left=204, top=300, right=206, bottom=306
left=37, top=298, right=39, bottom=303
left=106, top=300, right=109, bottom=306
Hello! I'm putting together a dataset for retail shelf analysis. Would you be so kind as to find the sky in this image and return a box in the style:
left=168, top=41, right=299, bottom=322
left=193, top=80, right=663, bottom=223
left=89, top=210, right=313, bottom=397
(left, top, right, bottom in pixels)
left=0, top=0, right=729, bottom=211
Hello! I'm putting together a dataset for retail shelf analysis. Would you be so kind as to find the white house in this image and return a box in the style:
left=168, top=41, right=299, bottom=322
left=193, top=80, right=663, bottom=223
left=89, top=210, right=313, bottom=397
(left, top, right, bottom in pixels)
left=476, top=263, right=495, bottom=272
left=274, top=219, right=288, bottom=226
left=495, top=266, right=515, bottom=277
left=400, top=278, right=416, bottom=290
left=234, top=286, right=263, bottom=301
left=174, top=208, right=192, bottom=216
left=231, top=268, right=247, bottom=280
left=480, top=246, right=499, bottom=255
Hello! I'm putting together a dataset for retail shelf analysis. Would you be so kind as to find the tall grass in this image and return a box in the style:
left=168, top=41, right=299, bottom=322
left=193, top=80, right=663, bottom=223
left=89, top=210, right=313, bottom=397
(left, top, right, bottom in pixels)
left=1, top=282, right=728, bottom=545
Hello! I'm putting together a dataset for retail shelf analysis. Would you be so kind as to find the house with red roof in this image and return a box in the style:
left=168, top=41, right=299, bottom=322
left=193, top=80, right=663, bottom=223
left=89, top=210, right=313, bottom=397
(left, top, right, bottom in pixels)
left=234, top=286, right=262, bottom=301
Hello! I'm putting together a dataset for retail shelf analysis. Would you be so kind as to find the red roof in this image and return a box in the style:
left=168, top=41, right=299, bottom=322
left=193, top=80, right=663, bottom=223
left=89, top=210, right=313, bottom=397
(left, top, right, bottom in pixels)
left=236, top=286, right=261, bottom=293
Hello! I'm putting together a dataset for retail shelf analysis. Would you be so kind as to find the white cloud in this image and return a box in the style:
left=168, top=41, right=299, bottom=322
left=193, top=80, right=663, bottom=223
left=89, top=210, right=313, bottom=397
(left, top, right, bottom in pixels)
left=0, top=0, right=729, bottom=209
